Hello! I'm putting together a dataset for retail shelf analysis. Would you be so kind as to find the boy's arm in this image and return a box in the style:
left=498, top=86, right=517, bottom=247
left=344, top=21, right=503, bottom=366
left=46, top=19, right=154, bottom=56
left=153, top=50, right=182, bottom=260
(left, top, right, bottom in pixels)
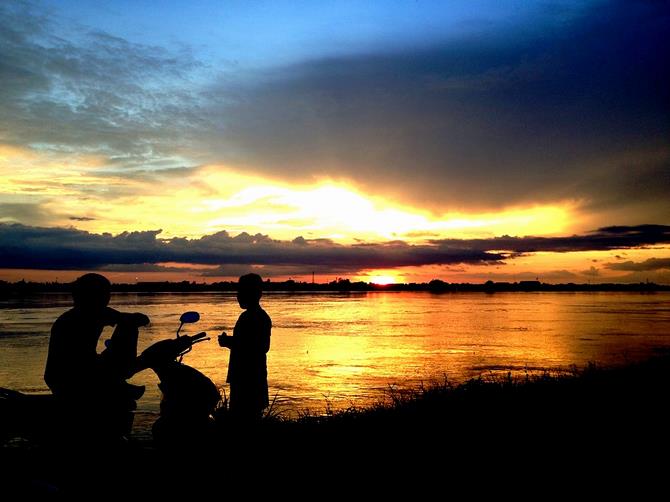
left=217, top=313, right=270, bottom=351
left=218, top=332, right=236, bottom=349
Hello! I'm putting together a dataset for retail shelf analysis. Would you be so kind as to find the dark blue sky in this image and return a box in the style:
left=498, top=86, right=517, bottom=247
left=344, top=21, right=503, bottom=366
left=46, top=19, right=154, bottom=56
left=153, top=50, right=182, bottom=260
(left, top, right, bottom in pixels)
left=38, top=0, right=561, bottom=67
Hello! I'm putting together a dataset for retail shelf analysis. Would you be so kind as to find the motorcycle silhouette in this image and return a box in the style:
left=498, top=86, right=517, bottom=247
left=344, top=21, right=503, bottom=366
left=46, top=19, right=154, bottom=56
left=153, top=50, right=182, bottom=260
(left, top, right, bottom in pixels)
left=136, top=311, right=221, bottom=446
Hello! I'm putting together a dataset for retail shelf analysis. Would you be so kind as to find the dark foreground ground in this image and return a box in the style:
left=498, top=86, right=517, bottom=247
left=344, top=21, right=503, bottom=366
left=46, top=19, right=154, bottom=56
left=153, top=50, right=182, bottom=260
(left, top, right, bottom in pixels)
left=3, top=353, right=670, bottom=497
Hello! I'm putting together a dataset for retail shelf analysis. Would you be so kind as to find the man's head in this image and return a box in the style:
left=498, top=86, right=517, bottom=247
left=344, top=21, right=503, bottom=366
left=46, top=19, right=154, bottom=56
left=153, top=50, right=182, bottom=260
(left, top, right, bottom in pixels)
left=72, top=273, right=111, bottom=310
left=237, top=273, right=263, bottom=309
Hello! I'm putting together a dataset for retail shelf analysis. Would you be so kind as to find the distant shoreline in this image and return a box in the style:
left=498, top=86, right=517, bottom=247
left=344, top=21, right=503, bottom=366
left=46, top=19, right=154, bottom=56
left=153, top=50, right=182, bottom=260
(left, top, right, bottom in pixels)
left=1, top=278, right=668, bottom=294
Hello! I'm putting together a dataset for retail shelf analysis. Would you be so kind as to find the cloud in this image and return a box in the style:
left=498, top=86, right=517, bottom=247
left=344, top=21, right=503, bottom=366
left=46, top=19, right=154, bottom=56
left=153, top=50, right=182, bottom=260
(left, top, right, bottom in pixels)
left=605, top=258, right=670, bottom=272
left=431, top=225, right=670, bottom=253
left=198, top=264, right=355, bottom=278
left=598, top=270, right=670, bottom=284
left=0, top=223, right=504, bottom=271
left=0, top=1, right=205, bottom=167
left=1, top=223, right=669, bottom=275
left=0, top=202, right=52, bottom=225
left=473, top=269, right=582, bottom=284
left=98, top=263, right=202, bottom=273
left=581, top=266, right=600, bottom=278
left=0, top=0, right=668, bottom=226
left=200, top=0, right=669, bottom=217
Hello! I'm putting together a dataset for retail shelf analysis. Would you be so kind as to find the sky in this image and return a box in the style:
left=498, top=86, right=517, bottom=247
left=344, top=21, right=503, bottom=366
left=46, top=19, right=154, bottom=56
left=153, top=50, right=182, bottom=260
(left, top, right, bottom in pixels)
left=1, top=0, right=669, bottom=284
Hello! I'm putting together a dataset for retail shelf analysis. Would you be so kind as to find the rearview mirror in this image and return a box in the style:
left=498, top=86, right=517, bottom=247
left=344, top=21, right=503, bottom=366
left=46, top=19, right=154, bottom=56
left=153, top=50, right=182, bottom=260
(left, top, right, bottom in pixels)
left=179, top=311, right=200, bottom=324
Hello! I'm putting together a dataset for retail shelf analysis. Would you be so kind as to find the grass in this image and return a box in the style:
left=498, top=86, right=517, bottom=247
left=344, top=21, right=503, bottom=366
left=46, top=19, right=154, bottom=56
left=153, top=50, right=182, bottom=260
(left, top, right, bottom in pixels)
left=4, top=353, right=670, bottom=495
left=252, top=354, right=670, bottom=455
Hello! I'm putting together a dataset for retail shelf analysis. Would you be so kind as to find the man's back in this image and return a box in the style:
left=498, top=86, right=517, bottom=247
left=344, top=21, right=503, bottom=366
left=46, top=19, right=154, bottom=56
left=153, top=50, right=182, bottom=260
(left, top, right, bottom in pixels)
left=44, top=307, right=113, bottom=396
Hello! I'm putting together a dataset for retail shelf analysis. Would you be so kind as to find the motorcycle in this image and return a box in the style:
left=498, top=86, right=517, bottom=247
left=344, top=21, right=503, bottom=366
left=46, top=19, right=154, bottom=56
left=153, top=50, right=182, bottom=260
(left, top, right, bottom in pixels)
left=135, top=311, right=222, bottom=446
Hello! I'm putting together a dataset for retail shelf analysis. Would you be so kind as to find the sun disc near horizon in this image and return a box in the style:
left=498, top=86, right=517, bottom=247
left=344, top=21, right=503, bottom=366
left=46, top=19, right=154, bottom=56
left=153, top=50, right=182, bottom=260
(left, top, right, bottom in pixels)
left=369, top=275, right=397, bottom=285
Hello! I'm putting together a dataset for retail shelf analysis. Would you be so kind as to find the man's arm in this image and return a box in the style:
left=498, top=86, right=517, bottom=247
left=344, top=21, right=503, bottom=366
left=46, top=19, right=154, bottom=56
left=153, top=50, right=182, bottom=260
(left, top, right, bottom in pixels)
left=101, top=307, right=150, bottom=327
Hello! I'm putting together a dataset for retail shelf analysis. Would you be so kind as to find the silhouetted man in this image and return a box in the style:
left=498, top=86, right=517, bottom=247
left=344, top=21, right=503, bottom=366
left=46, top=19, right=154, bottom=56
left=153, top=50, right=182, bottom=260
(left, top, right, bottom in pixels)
left=218, top=273, right=272, bottom=423
left=44, top=273, right=149, bottom=440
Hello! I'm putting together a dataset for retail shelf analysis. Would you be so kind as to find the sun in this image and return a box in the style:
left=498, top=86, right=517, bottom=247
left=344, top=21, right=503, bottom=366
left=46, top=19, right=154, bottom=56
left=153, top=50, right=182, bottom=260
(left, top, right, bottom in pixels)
left=368, top=275, right=397, bottom=285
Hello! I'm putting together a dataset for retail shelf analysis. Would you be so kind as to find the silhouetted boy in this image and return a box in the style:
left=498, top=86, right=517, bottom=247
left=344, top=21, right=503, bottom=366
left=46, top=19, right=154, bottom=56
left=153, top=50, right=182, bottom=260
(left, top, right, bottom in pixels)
left=218, top=273, right=272, bottom=423
left=44, top=273, right=149, bottom=440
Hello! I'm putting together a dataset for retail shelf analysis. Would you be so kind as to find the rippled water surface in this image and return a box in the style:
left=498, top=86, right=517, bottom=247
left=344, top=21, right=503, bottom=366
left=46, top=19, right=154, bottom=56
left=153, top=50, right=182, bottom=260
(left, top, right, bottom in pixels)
left=2, top=291, right=669, bottom=424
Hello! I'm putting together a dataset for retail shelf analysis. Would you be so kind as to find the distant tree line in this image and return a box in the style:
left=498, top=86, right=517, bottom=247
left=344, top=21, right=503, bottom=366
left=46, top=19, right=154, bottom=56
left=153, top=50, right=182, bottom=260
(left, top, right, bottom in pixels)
left=0, top=278, right=667, bottom=296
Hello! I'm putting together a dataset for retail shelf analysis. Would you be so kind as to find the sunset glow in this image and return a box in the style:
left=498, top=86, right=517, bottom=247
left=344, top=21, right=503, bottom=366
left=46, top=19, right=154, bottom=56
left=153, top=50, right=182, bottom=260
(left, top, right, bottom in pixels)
left=0, top=150, right=578, bottom=242
left=368, top=275, right=398, bottom=286
left=0, top=0, right=668, bottom=284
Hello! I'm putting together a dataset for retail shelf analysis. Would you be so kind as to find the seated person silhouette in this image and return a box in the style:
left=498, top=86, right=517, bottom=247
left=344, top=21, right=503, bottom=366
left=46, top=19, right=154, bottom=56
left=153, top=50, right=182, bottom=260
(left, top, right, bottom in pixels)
left=44, top=273, right=149, bottom=441
left=218, top=273, right=272, bottom=423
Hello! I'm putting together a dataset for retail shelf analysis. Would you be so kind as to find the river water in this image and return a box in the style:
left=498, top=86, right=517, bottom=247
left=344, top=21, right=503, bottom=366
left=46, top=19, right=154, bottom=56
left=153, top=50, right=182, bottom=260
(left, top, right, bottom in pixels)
left=1, top=291, right=669, bottom=429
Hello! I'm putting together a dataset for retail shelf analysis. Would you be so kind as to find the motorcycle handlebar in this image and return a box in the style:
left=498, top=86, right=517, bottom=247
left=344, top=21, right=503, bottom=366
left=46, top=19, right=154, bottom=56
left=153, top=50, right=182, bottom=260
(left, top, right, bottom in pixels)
left=190, top=331, right=208, bottom=342
left=137, top=325, right=210, bottom=370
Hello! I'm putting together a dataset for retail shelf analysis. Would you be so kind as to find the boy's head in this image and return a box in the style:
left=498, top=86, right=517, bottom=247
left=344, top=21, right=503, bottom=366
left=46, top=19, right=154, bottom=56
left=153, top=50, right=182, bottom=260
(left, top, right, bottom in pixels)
left=72, top=273, right=111, bottom=311
left=237, top=273, right=263, bottom=309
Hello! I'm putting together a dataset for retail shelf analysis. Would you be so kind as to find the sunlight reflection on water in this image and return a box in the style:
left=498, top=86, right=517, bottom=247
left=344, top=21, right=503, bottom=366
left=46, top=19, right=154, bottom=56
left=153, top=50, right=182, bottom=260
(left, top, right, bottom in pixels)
left=1, top=291, right=669, bottom=428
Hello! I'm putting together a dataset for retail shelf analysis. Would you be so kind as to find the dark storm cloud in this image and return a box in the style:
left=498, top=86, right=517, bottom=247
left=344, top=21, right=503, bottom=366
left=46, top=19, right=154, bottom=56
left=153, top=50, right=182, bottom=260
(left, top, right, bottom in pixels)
left=1, top=223, right=669, bottom=273
left=0, top=222, right=498, bottom=271
left=431, top=225, right=670, bottom=253
left=205, top=0, right=669, bottom=216
left=605, top=258, right=670, bottom=272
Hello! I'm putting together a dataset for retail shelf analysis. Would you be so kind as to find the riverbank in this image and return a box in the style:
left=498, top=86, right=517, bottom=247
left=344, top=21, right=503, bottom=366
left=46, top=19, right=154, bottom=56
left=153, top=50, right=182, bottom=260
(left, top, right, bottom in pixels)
left=4, top=353, right=670, bottom=495
left=267, top=350, right=670, bottom=453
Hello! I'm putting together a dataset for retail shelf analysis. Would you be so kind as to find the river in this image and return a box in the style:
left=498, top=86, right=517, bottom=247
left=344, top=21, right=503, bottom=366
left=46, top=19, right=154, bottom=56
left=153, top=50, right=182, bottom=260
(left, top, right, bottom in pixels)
left=1, top=291, right=669, bottom=430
